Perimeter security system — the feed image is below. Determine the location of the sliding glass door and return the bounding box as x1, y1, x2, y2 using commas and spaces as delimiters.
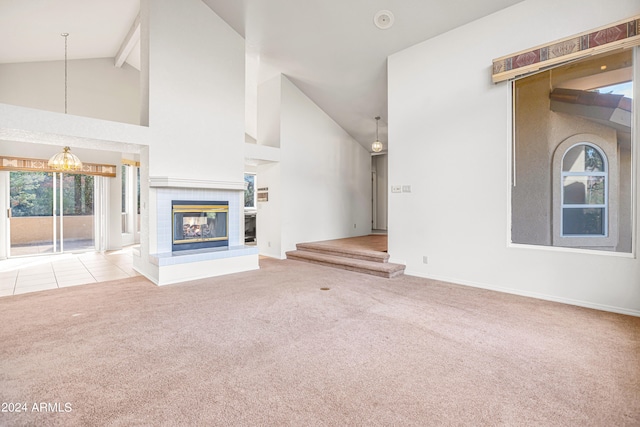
59, 173, 95, 252
9, 171, 95, 256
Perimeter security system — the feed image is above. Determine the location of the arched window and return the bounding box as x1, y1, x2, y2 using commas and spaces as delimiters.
561, 143, 607, 237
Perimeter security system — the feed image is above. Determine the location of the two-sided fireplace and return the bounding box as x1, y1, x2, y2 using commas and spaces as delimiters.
172, 200, 229, 251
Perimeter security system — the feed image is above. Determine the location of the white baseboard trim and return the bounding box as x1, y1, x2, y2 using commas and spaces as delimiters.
404, 269, 640, 318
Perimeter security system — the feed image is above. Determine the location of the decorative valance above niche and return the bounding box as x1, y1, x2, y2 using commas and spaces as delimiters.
492, 15, 640, 83
0, 155, 116, 177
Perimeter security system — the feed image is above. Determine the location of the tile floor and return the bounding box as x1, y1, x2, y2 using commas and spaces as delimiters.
0, 246, 140, 297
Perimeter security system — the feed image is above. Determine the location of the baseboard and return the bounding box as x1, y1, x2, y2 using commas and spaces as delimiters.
404, 269, 640, 317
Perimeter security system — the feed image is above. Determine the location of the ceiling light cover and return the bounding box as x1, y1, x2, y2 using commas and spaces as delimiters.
48, 146, 83, 171
374, 10, 394, 30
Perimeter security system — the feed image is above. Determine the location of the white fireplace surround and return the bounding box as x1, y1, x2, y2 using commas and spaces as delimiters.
135, 178, 259, 286
155, 187, 241, 253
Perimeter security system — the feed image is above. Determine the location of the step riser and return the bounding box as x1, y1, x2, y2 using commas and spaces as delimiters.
286, 249, 404, 279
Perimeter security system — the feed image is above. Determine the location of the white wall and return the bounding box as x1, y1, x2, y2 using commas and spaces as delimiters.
144, 0, 244, 182
257, 76, 282, 149
256, 162, 282, 258
0, 59, 140, 125
281, 76, 371, 251
258, 75, 371, 258
136, 0, 246, 265
388, 0, 640, 315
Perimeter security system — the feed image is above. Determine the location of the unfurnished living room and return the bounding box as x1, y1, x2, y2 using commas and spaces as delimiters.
1, 0, 639, 426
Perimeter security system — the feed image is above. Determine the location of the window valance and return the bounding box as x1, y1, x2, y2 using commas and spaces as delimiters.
121, 158, 140, 167
492, 15, 640, 83
0, 155, 116, 177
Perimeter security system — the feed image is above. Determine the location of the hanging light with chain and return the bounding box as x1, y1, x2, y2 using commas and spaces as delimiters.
48, 33, 83, 172
371, 116, 383, 153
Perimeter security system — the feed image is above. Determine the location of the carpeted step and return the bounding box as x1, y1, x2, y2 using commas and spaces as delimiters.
286, 249, 404, 278
295, 242, 390, 263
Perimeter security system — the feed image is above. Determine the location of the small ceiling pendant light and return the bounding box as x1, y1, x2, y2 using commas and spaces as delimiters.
371, 116, 383, 153
49, 33, 82, 172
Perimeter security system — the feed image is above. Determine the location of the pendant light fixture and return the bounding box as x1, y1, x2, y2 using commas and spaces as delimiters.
48, 33, 83, 172
371, 116, 383, 153
48, 146, 83, 171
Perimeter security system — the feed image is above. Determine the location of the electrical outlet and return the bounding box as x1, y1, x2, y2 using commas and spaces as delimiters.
422, 256, 428, 264
391, 185, 402, 193
354, 223, 356, 228
402, 185, 411, 193
268, 241, 271, 247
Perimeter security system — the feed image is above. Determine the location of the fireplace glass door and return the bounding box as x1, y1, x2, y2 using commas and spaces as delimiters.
172, 202, 229, 251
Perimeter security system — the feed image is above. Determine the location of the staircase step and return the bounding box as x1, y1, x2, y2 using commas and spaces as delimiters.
295, 242, 390, 263
286, 250, 404, 278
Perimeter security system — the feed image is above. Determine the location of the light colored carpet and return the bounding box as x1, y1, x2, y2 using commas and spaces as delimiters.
0, 258, 638, 426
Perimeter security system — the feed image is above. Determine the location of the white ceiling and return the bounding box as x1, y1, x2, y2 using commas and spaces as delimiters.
0, 0, 140, 65
0, 0, 525, 151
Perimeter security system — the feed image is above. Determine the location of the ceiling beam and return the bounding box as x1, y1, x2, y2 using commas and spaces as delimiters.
114, 13, 140, 68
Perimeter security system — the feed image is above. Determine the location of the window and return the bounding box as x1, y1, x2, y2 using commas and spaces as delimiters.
511, 48, 633, 253
244, 173, 256, 209
561, 144, 607, 236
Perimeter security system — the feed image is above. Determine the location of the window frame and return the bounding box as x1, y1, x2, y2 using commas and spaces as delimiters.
551, 134, 619, 249
560, 143, 609, 238
506, 45, 637, 257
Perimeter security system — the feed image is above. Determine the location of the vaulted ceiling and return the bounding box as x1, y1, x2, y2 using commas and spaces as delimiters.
0, 0, 525, 151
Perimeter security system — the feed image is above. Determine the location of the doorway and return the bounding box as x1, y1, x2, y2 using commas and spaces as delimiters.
9, 171, 95, 256
371, 154, 388, 232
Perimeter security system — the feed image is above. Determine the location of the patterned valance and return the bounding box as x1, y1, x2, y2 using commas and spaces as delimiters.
492, 15, 640, 83
0, 156, 117, 177
121, 158, 140, 167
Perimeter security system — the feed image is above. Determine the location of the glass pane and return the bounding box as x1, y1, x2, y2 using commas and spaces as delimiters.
122, 165, 128, 233
512, 49, 631, 252
61, 174, 95, 252
562, 145, 605, 172
563, 208, 604, 235
244, 174, 255, 208
9, 172, 55, 255
563, 176, 605, 205
121, 165, 127, 214
10, 171, 53, 217
136, 168, 141, 232
173, 212, 228, 242
137, 168, 141, 215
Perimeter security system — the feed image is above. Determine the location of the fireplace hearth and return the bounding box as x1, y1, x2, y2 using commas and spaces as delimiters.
172, 200, 228, 251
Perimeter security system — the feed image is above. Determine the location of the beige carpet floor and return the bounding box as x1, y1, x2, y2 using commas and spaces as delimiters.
0, 258, 638, 426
